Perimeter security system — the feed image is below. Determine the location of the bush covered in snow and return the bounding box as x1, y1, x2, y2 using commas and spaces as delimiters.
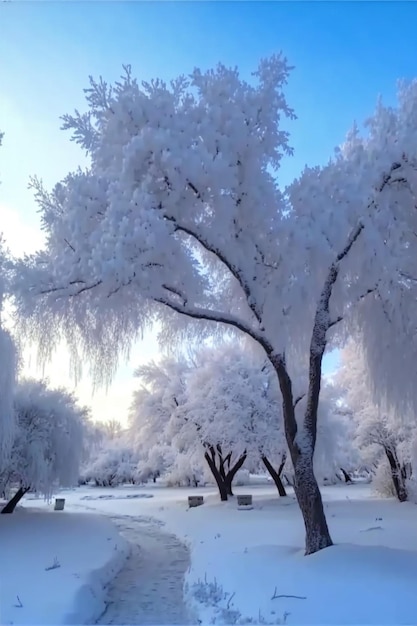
233, 469, 251, 486
372, 458, 397, 499
405, 478, 417, 504
165, 451, 209, 488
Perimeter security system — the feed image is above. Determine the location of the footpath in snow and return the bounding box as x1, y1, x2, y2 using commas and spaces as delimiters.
95, 514, 194, 625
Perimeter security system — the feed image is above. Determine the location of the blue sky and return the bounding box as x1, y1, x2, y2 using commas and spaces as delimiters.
3, 0, 417, 218
2, 0, 417, 414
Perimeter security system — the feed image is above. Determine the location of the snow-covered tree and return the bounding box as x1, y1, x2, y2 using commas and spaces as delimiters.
81, 435, 139, 486
129, 356, 188, 479
0, 379, 87, 513
129, 355, 214, 487
13, 57, 417, 553
80, 418, 139, 486
337, 343, 415, 502
177, 343, 287, 500
130, 342, 287, 500
134, 443, 173, 484
164, 449, 208, 488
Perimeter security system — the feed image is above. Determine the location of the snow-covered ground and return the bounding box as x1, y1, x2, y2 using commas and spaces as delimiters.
6, 482, 417, 625
0, 505, 129, 625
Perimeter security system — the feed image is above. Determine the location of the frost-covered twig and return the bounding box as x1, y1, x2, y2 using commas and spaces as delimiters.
227, 591, 236, 609
271, 586, 306, 600
45, 556, 61, 571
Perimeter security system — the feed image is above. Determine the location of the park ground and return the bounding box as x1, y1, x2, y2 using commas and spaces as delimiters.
1, 482, 417, 625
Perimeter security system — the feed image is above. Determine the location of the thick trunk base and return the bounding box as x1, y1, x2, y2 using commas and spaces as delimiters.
385, 448, 409, 502
340, 468, 353, 483
204, 448, 246, 502
1, 487, 29, 514
294, 459, 333, 555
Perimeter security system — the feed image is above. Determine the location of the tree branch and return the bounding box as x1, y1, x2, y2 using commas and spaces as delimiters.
165, 216, 263, 325
161, 284, 187, 306
328, 287, 377, 328
155, 296, 272, 353
293, 394, 305, 409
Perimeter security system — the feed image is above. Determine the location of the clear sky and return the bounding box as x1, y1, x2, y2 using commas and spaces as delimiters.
1, 0, 417, 421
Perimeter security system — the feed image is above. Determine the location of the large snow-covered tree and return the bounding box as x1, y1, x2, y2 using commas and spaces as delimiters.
0, 379, 87, 513
12, 57, 417, 553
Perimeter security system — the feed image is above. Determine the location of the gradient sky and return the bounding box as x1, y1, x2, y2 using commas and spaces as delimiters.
1, 0, 417, 420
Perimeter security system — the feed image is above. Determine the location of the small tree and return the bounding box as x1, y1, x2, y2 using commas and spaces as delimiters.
337, 343, 414, 502
0, 379, 87, 513
179, 343, 287, 500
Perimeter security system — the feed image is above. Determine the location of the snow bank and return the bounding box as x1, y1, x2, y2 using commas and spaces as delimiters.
0, 506, 129, 625
178, 489, 417, 624
189, 542, 417, 624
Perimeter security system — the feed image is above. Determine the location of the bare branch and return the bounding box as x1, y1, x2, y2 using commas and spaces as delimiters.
155, 295, 272, 354
162, 284, 187, 306
64, 238, 76, 252
399, 270, 417, 283
293, 393, 305, 409
328, 315, 343, 329
271, 587, 306, 601
329, 287, 376, 328
171, 221, 263, 324
226, 591, 236, 610
70, 280, 103, 297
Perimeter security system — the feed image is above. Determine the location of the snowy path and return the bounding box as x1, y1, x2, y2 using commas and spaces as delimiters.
94, 514, 195, 625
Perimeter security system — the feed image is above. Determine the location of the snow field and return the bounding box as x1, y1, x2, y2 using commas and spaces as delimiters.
4, 483, 417, 625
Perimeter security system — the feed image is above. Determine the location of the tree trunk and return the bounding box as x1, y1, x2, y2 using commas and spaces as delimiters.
269, 352, 333, 555
224, 453, 247, 496
283, 473, 294, 486
293, 458, 333, 554
225, 477, 234, 496
262, 455, 287, 496
401, 462, 412, 481
204, 447, 247, 501
204, 451, 228, 501
1, 487, 30, 514
340, 468, 353, 483
385, 447, 408, 502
